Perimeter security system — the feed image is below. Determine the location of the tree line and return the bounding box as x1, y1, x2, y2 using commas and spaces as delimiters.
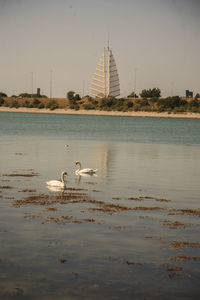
1, 89, 200, 113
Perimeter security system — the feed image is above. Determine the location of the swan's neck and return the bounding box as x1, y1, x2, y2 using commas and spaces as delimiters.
77, 162, 81, 171
61, 172, 65, 183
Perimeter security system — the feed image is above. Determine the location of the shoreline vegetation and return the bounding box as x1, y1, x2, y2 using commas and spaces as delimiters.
0, 91, 200, 119
1, 106, 200, 119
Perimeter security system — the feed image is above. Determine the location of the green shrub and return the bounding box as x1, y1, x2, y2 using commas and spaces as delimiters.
87, 96, 93, 102
92, 100, 98, 106
127, 100, 133, 108
67, 91, 75, 101
32, 98, 41, 108
10, 100, 19, 108
157, 96, 186, 110
74, 104, 80, 110
46, 100, 59, 110
133, 105, 141, 111
74, 94, 81, 101
149, 97, 158, 103
140, 88, 161, 98
83, 104, 95, 110
135, 98, 149, 106
188, 99, 199, 108
38, 103, 45, 109
0, 92, 7, 97
0, 98, 5, 106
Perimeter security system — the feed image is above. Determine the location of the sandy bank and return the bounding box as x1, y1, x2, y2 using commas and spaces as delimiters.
0, 107, 200, 119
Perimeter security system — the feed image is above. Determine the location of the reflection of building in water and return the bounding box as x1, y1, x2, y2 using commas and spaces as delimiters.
93, 143, 116, 182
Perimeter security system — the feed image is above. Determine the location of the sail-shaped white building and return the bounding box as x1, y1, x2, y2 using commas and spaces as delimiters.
91, 46, 120, 98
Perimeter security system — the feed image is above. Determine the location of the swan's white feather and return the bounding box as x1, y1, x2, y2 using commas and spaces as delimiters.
46, 180, 64, 187
75, 168, 98, 175
46, 171, 67, 188
75, 161, 98, 175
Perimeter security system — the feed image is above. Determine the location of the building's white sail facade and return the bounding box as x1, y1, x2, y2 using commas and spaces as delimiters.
91, 46, 120, 98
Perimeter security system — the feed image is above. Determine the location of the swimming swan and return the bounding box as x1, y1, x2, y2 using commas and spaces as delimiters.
46, 171, 68, 188
75, 161, 98, 175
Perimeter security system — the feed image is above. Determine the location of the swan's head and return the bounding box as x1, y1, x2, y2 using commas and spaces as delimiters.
75, 161, 80, 166
62, 171, 68, 176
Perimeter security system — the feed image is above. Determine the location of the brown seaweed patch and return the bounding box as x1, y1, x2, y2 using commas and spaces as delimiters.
24, 215, 42, 219
64, 187, 87, 191
58, 259, 67, 263
92, 190, 101, 192
155, 198, 171, 203
0, 185, 13, 189
161, 220, 186, 229
170, 241, 200, 250
13, 192, 89, 207
168, 208, 200, 217
114, 226, 126, 232
46, 215, 85, 225
3, 172, 39, 177
45, 207, 58, 211
167, 265, 183, 272
169, 256, 200, 262
168, 272, 181, 279
128, 197, 143, 201
139, 196, 171, 202
140, 196, 154, 199
126, 261, 143, 266
18, 189, 37, 193
72, 220, 82, 224
160, 240, 169, 245
133, 206, 167, 211
61, 216, 74, 221
15, 152, 23, 155
70, 199, 105, 206
46, 217, 61, 224
85, 182, 98, 185
86, 201, 133, 215
112, 197, 121, 200
84, 218, 96, 223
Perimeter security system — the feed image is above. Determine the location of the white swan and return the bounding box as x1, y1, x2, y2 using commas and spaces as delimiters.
75, 161, 98, 175
46, 171, 68, 188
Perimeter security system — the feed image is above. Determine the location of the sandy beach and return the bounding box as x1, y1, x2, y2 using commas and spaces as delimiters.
0, 106, 200, 118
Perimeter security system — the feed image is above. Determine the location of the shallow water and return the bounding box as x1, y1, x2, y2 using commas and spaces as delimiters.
0, 112, 200, 299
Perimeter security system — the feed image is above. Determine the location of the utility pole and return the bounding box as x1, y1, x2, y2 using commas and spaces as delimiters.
31, 72, 33, 96
171, 81, 174, 97
134, 68, 137, 97
82, 80, 85, 98
50, 70, 53, 99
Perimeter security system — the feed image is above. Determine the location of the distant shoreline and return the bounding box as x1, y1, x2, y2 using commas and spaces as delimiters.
0, 107, 200, 119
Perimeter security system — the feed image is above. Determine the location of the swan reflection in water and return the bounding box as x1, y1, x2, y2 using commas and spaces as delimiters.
75, 172, 98, 184
46, 185, 66, 192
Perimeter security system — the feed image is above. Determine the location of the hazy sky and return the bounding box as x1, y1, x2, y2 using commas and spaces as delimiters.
0, 0, 199, 97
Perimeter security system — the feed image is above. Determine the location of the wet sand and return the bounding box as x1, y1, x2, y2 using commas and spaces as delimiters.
0, 106, 200, 118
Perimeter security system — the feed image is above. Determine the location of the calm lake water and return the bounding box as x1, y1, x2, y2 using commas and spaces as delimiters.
0, 112, 200, 300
